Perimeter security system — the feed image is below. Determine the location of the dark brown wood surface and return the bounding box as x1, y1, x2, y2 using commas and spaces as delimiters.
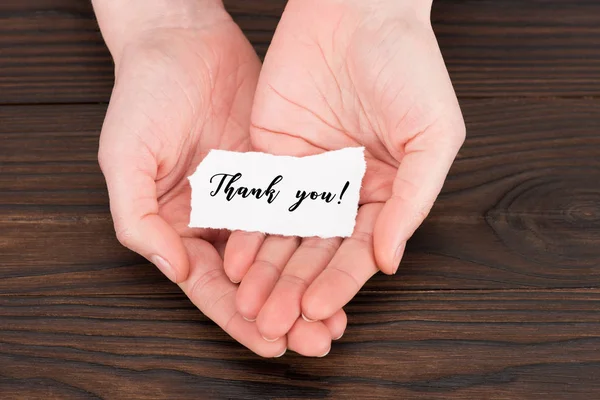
1, 0, 599, 399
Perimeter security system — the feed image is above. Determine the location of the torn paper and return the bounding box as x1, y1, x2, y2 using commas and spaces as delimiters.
188, 147, 366, 238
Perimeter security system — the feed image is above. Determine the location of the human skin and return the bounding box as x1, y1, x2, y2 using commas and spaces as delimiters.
92, 0, 346, 357
225, 0, 466, 341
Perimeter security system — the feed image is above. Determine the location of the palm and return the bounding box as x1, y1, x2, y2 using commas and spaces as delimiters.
252, 3, 456, 202
228, 1, 464, 341
147, 26, 258, 246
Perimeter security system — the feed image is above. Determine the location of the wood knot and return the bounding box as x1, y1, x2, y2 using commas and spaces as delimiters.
485, 173, 600, 268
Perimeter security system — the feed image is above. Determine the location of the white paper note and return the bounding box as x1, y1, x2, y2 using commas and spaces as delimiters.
188, 147, 366, 238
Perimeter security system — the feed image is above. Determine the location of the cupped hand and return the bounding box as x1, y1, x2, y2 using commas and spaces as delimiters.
225, 0, 465, 343
95, 2, 344, 357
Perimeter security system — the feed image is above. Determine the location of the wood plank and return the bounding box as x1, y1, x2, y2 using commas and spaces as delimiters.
1, 290, 599, 398
0, 104, 106, 206
406, 98, 600, 289
1, 0, 600, 104
0, 99, 598, 294
432, 0, 600, 97
0, 0, 114, 104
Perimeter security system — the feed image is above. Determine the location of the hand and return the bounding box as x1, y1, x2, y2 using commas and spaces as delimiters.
225, 0, 465, 344
94, 0, 346, 357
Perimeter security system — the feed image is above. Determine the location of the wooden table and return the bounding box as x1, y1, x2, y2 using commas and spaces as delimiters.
1, 1, 599, 398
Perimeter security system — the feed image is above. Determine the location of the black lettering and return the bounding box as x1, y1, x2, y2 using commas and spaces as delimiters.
287, 189, 338, 211
209, 173, 239, 198
209, 172, 283, 205
265, 175, 283, 204
288, 190, 309, 212
237, 187, 249, 198
223, 173, 242, 201
321, 192, 336, 203
249, 188, 264, 199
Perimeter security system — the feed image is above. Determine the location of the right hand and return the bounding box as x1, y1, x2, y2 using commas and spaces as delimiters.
93, 0, 346, 357
225, 0, 464, 347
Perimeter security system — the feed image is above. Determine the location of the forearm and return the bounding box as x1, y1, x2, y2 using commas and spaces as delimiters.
335, 0, 432, 12
92, 0, 227, 63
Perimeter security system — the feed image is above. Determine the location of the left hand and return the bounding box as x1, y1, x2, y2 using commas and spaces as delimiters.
223, 0, 465, 343
93, 0, 345, 358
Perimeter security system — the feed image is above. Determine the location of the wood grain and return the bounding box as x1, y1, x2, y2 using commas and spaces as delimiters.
0, 0, 113, 104
432, 0, 600, 97
1, 291, 599, 399
1, 1, 599, 398
1, 100, 599, 294
2, 0, 600, 104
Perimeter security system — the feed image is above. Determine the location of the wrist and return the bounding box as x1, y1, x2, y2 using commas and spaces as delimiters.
92, 0, 228, 64
287, 0, 432, 23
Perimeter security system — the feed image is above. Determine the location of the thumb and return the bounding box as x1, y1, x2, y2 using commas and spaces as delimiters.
374, 125, 465, 275
98, 130, 189, 284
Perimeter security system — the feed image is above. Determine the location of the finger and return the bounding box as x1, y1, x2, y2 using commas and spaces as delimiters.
180, 238, 287, 358
286, 317, 332, 357
302, 203, 383, 321
223, 231, 265, 283
256, 236, 341, 340
98, 137, 188, 283
323, 309, 347, 340
374, 125, 465, 275
236, 235, 299, 324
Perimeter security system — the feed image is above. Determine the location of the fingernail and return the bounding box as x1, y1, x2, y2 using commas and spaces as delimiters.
302, 313, 317, 323
262, 335, 280, 342
150, 255, 176, 282
334, 332, 344, 340
393, 242, 406, 274
243, 316, 256, 322
274, 348, 287, 358
230, 278, 240, 284
318, 347, 331, 358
